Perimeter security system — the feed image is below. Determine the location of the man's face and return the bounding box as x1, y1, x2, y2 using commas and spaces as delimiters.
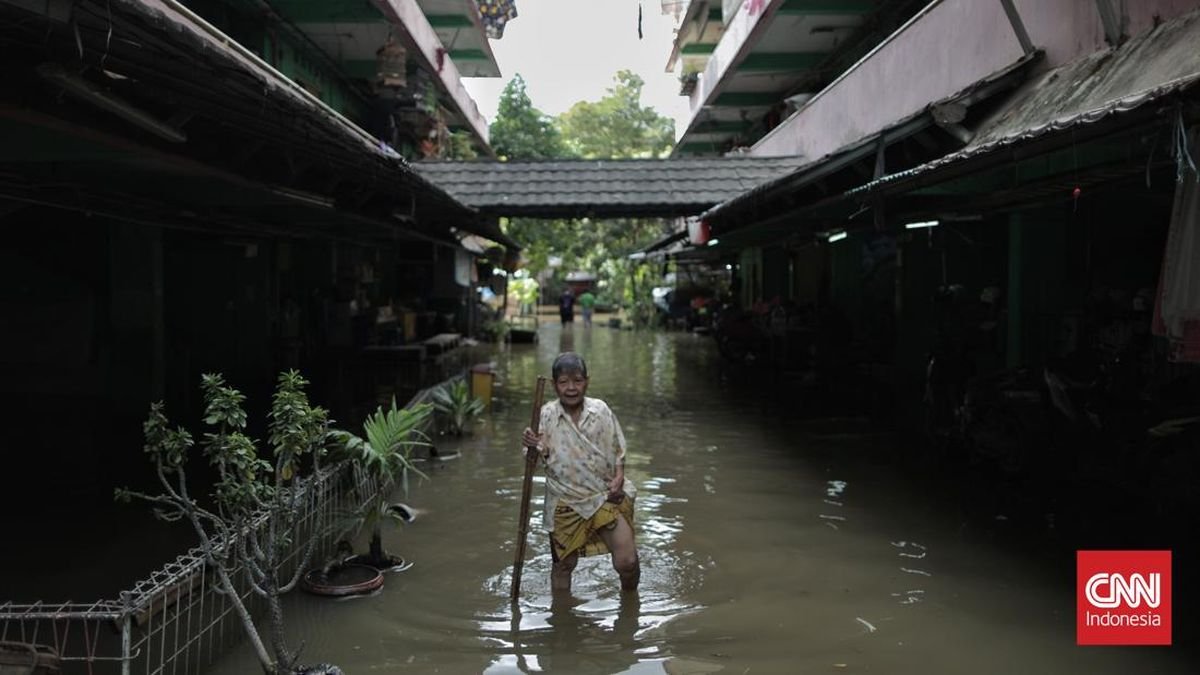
554, 370, 589, 408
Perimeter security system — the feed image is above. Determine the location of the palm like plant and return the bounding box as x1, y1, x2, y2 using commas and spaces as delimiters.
431, 379, 486, 436
344, 399, 432, 568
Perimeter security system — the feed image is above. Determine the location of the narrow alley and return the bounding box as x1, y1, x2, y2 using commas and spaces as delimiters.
204, 323, 1196, 674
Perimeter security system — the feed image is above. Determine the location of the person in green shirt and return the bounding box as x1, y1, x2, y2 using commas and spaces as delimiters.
578, 290, 597, 327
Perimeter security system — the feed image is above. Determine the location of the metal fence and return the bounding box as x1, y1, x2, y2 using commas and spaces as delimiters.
0, 372, 462, 675
0, 457, 380, 675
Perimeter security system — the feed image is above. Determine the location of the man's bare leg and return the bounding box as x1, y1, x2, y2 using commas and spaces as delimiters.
551, 551, 578, 593
598, 515, 639, 591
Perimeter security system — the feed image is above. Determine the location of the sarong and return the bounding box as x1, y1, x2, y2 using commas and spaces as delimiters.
549, 495, 635, 561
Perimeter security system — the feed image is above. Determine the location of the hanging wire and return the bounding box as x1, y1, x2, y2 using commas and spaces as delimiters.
1071, 128, 1081, 215
1173, 107, 1199, 183
101, 0, 113, 71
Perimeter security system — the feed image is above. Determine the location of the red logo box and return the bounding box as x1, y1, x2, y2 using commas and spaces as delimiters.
1077, 550, 1171, 645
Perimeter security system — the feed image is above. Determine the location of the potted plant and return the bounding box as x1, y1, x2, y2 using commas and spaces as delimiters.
335, 398, 433, 570
679, 71, 699, 96
117, 372, 340, 675
430, 379, 486, 436
479, 317, 511, 343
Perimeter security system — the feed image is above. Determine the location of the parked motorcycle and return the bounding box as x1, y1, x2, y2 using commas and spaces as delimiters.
711, 302, 772, 364
960, 367, 1052, 475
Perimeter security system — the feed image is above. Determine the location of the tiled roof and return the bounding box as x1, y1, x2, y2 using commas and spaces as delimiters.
413, 157, 807, 217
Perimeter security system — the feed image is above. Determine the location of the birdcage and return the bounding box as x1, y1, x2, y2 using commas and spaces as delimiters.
375, 36, 407, 91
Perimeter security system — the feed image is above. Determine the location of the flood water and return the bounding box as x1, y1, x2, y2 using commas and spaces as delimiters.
211, 323, 1195, 674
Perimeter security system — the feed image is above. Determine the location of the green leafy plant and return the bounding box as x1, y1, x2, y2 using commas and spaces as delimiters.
489, 73, 570, 160
339, 399, 432, 569
679, 71, 699, 96
508, 276, 540, 315
480, 317, 511, 343
430, 379, 486, 436
624, 259, 661, 329
116, 371, 335, 675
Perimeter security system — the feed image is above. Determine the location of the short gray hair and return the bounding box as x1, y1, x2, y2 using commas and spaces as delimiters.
551, 352, 588, 380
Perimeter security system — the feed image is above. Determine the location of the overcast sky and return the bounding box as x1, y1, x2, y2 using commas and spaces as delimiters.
462, 0, 691, 139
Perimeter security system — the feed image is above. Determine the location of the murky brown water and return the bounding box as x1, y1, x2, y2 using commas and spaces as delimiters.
211, 323, 1194, 674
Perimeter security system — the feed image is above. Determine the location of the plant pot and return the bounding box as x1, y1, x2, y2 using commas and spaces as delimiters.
0, 641, 61, 675
293, 664, 344, 675
346, 553, 415, 573
299, 563, 384, 597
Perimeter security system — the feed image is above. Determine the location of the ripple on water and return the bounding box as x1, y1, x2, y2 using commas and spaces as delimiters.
477, 539, 709, 670
203, 327, 1197, 675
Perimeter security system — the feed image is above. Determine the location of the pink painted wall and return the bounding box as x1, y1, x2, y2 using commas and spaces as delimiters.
1127, 0, 1200, 33
1020, 0, 1200, 66
686, 0, 784, 126
750, 0, 1200, 159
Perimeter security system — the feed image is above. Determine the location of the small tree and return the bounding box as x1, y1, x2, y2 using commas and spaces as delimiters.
336, 399, 433, 569
489, 74, 570, 160
558, 70, 675, 159
116, 372, 335, 675
431, 380, 486, 437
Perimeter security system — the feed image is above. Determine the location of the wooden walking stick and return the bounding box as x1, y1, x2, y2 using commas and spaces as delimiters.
511, 375, 547, 603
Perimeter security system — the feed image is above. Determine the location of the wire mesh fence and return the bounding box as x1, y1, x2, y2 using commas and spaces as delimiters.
0, 459, 380, 675
0, 369, 460, 675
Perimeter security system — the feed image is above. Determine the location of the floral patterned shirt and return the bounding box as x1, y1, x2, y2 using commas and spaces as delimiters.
537, 397, 634, 532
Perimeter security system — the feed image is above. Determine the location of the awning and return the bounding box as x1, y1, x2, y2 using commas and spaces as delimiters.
848, 8, 1200, 202
699, 51, 1041, 230
639, 229, 689, 255
693, 8, 1200, 252
0, 0, 518, 249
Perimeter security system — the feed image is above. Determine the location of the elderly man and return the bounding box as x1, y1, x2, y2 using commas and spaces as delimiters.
523, 352, 639, 593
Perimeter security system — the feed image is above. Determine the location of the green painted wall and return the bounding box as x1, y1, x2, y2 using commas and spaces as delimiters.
790, 245, 821, 305
1007, 209, 1073, 369
762, 246, 790, 301
827, 234, 862, 322
738, 247, 763, 308
183, 0, 365, 119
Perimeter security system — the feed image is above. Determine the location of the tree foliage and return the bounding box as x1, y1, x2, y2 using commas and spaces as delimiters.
558, 70, 675, 159
488, 74, 568, 160
502, 216, 671, 314
489, 70, 678, 321
443, 130, 479, 160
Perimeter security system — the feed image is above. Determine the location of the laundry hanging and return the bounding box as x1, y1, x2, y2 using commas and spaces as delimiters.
476, 0, 518, 39
1153, 127, 1200, 362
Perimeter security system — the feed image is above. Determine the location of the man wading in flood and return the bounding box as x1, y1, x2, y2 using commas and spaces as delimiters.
523, 352, 640, 593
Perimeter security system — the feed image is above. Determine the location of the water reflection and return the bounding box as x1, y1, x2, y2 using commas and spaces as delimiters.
205, 322, 1196, 675
483, 595, 643, 674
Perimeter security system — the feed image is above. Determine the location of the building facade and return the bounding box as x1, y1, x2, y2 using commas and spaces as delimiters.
0, 0, 515, 568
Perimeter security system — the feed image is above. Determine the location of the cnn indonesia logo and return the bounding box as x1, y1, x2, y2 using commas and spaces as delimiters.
1077, 550, 1171, 645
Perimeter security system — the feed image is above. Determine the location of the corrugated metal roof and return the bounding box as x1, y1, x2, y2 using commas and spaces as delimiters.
412, 156, 807, 217
846, 9, 1200, 198
698, 50, 1041, 224
2, 0, 519, 248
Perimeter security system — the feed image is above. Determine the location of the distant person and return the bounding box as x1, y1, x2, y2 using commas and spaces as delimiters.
559, 288, 576, 326
523, 352, 639, 594
578, 289, 596, 327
